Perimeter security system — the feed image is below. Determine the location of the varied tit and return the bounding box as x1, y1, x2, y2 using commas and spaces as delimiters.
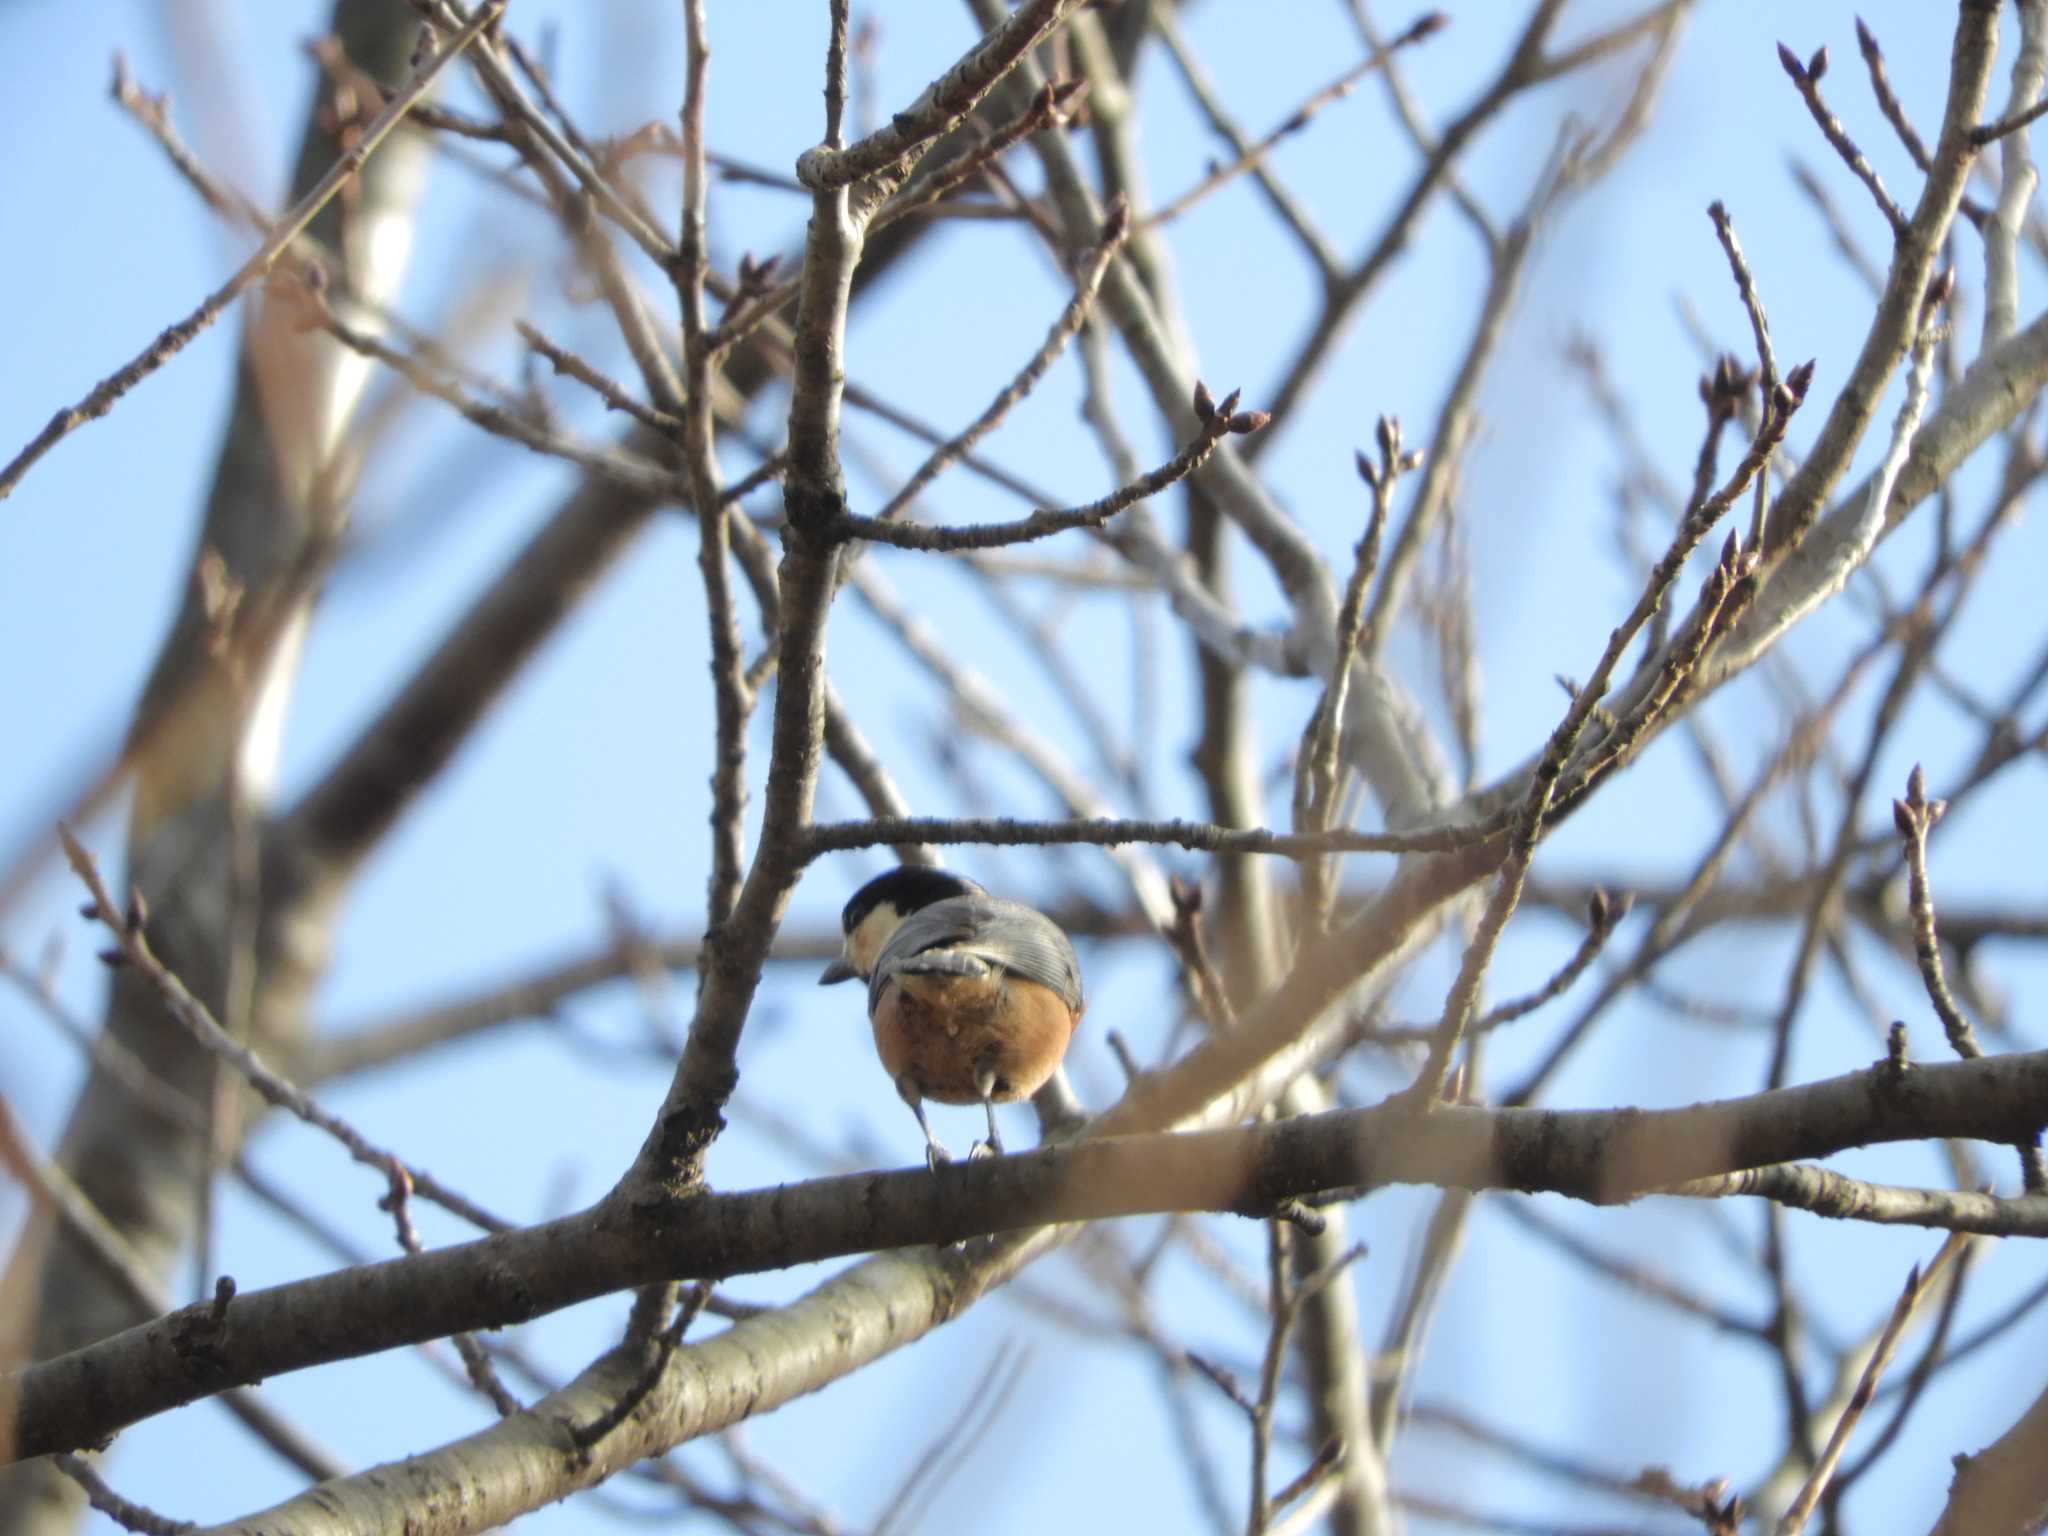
821, 866, 1084, 1168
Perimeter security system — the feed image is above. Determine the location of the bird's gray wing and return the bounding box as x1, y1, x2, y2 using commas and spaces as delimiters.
870, 895, 1083, 1014
963, 906, 1084, 1014
866, 896, 995, 1009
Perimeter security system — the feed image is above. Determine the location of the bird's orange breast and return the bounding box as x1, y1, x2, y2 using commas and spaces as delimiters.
871, 971, 1079, 1104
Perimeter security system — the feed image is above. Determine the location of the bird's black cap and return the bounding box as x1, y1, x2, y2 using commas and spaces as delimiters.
839, 866, 985, 934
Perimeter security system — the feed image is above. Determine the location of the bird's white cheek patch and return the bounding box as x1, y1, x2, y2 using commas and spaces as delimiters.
847, 905, 904, 978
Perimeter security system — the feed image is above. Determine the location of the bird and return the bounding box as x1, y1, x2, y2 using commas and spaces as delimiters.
820, 866, 1084, 1168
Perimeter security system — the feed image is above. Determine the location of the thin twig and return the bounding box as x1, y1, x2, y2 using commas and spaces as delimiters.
425, 0, 675, 266
0, 1098, 185, 1339
1707, 200, 1781, 403
1479, 889, 1629, 1029
1663, 1165, 2048, 1237
838, 380, 1258, 551
1163, 877, 1240, 1033
1972, 93, 2048, 145
1873, 1253, 2047, 1403
805, 811, 1506, 861
795, 0, 1085, 190
515, 322, 682, 434
380, 1162, 520, 1415
319, 301, 686, 502
1245, 0, 1582, 448
869, 197, 1130, 525
823, 0, 851, 148
109, 55, 269, 232
1296, 421, 1405, 932
1267, 1439, 1347, 1529
0, 1, 503, 501
1776, 1232, 1971, 1534
58, 826, 510, 1233
1, 950, 209, 1133
1827, 1237, 1976, 1506
53, 1457, 194, 1536
1778, 41, 1908, 237
1789, 159, 1889, 291
1360, 890, 1628, 1045
1855, 19, 1937, 172
1895, 765, 2048, 1192
1414, 356, 1811, 1103
676, 0, 749, 932
1246, 1222, 1293, 1534
871, 78, 1089, 236
1493, 1197, 1770, 1339
569, 1282, 714, 1453
872, 1342, 1031, 1536
1151, 11, 1339, 277
1142, 13, 1447, 235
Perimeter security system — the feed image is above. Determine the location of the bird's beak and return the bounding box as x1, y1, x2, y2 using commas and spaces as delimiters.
819, 956, 857, 985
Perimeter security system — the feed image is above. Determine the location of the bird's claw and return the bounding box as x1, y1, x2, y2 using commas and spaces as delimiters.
925, 1141, 954, 1171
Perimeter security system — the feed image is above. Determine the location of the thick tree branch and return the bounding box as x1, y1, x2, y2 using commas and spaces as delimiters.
14, 1046, 2048, 1466
1930, 1370, 2048, 1533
